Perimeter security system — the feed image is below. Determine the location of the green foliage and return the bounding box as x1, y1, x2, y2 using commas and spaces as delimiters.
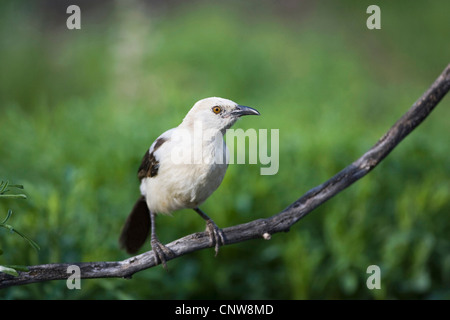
0, 0, 449, 299
0, 181, 38, 276
0, 181, 26, 200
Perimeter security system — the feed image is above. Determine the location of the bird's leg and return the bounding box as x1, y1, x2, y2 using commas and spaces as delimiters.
194, 207, 225, 256
149, 210, 173, 270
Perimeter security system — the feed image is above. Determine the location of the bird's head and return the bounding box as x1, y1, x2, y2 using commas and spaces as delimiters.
181, 97, 260, 132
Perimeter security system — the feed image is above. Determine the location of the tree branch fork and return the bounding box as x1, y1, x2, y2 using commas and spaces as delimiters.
1, 64, 449, 289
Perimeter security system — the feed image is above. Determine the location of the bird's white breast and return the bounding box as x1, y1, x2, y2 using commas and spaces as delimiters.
140, 128, 228, 214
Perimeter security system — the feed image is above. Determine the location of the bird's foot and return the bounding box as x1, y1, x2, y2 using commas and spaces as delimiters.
151, 236, 174, 270
205, 220, 225, 256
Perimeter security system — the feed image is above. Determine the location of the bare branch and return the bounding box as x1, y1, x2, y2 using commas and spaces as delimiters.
1, 64, 449, 289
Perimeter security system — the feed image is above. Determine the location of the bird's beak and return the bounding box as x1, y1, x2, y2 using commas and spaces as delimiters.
233, 105, 260, 117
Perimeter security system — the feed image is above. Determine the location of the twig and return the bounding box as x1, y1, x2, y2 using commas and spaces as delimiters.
1, 64, 449, 289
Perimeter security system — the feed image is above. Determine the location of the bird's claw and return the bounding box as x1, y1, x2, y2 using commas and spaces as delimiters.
205, 220, 225, 256
151, 236, 174, 270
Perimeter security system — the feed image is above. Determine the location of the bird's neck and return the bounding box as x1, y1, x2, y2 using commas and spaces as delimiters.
179, 119, 225, 141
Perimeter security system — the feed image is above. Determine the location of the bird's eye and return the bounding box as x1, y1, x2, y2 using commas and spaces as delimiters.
212, 106, 222, 114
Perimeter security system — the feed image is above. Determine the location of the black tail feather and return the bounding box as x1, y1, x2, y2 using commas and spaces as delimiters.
119, 196, 150, 254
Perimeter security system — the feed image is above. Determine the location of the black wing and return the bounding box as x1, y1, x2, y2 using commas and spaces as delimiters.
137, 136, 168, 180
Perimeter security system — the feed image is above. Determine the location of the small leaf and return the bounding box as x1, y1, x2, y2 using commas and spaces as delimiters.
0, 224, 40, 251
9, 184, 24, 190
0, 194, 27, 199
11, 228, 41, 251
1, 209, 13, 224
0, 180, 9, 194
0, 265, 19, 277
4, 265, 29, 272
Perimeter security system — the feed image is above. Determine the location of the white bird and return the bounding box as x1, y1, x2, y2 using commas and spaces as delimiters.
119, 97, 260, 268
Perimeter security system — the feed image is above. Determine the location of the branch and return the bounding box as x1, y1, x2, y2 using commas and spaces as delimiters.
1, 64, 449, 289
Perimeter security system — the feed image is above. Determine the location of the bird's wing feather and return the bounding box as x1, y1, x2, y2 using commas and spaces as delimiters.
137, 128, 174, 180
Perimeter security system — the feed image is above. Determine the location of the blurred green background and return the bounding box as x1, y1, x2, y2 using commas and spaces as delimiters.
0, 0, 449, 299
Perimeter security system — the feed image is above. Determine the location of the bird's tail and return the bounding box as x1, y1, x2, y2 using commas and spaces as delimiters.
119, 196, 150, 254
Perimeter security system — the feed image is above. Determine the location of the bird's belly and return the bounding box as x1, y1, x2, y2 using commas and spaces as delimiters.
142, 162, 227, 214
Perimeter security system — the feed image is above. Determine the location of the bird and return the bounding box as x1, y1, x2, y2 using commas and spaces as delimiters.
119, 97, 260, 268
